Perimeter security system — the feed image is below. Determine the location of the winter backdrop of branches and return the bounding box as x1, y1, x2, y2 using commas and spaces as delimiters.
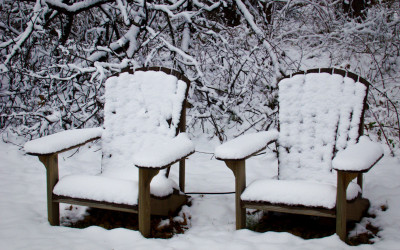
0, 0, 399, 154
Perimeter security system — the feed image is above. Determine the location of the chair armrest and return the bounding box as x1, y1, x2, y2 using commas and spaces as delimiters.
24, 127, 102, 156
133, 133, 195, 169
332, 136, 384, 173
215, 130, 279, 161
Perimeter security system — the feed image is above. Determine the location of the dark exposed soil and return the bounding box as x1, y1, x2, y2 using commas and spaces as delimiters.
250, 211, 381, 245
62, 202, 384, 244
63, 205, 190, 238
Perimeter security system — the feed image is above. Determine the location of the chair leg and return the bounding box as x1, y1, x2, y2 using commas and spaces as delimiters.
336, 171, 358, 242
179, 159, 185, 193
138, 168, 159, 237
225, 160, 246, 229
39, 154, 60, 226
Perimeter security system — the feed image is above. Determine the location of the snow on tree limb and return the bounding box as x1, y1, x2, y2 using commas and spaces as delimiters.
234, 0, 283, 80
3, 0, 43, 66
45, 0, 113, 14
0, 0, 398, 152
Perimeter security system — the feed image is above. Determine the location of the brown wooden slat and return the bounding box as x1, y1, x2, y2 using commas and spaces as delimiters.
40, 154, 60, 225
54, 191, 188, 216
53, 195, 139, 214
283, 68, 370, 88
243, 201, 336, 218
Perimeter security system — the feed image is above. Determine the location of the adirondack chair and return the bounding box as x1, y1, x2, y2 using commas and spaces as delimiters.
24, 67, 195, 237
215, 68, 384, 242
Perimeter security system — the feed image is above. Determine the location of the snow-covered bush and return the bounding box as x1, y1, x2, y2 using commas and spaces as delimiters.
0, 0, 399, 153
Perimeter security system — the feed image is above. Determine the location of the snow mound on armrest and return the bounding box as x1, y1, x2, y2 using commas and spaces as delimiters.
132, 133, 194, 168
215, 130, 278, 160
333, 136, 384, 171
24, 128, 102, 155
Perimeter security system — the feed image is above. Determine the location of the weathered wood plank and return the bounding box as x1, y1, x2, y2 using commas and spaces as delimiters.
39, 154, 60, 226
54, 192, 188, 216
357, 173, 363, 191
243, 202, 336, 218
225, 160, 246, 229
138, 168, 159, 237
53, 196, 139, 214
179, 99, 187, 192
179, 159, 186, 193
336, 171, 358, 242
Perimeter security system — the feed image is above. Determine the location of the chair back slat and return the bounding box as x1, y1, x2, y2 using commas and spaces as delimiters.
278, 69, 369, 183
101, 68, 189, 179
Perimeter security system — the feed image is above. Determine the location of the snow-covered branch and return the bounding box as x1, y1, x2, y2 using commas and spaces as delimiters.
234, 0, 283, 80
3, 0, 43, 66
45, 0, 113, 14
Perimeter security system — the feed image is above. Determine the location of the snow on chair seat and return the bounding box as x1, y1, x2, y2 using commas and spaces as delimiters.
53, 174, 178, 205
241, 179, 361, 210
54, 175, 142, 205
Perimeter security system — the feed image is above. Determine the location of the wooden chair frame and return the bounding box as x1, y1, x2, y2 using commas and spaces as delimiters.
218, 68, 383, 242
28, 67, 192, 237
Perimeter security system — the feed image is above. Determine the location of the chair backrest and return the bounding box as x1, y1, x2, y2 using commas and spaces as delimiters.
101, 67, 190, 175
277, 68, 369, 183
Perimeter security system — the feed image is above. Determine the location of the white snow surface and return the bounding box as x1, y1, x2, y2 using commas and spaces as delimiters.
101, 71, 188, 175
53, 70, 189, 201
24, 127, 102, 155
1, 138, 400, 249
241, 179, 360, 209
215, 130, 278, 160
133, 133, 195, 168
333, 136, 384, 171
53, 175, 139, 205
278, 73, 367, 183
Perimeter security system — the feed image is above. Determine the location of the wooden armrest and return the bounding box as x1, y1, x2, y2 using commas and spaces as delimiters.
332, 136, 384, 173
215, 130, 278, 161
24, 128, 102, 156
134, 133, 195, 169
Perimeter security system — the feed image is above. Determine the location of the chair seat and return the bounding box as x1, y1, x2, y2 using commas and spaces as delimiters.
53, 174, 177, 206
241, 179, 361, 209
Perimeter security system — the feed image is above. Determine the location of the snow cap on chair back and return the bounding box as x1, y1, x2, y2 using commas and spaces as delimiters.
278, 71, 368, 183
101, 71, 188, 179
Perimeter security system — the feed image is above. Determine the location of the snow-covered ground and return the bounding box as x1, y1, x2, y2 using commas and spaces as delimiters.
1, 136, 399, 250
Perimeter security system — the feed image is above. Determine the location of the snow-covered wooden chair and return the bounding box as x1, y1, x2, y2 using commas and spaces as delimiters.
24, 67, 194, 237
215, 68, 384, 242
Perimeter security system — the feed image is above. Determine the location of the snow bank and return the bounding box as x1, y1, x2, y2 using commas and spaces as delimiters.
241, 179, 361, 209
24, 128, 102, 155
133, 133, 195, 168
215, 131, 278, 160
332, 136, 384, 172
2, 137, 399, 250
